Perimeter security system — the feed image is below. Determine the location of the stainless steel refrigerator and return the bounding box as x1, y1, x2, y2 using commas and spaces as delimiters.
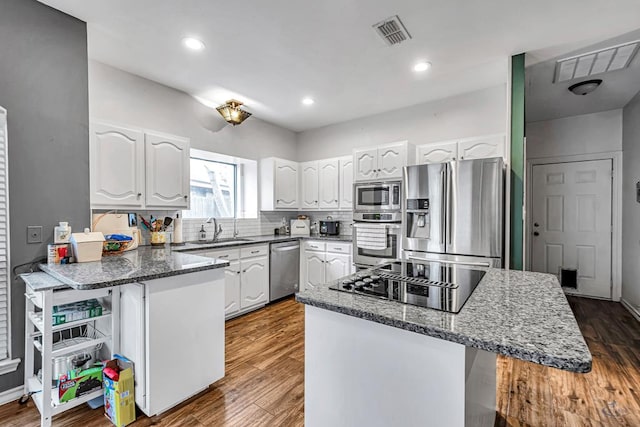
403, 157, 504, 267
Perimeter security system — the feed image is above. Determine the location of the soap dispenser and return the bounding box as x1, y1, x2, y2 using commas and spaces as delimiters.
198, 224, 207, 241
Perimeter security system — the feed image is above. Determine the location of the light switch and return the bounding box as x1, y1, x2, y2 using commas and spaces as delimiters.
27, 226, 43, 244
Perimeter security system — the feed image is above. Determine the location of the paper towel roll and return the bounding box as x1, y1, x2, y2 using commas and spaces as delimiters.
173, 216, 183, 244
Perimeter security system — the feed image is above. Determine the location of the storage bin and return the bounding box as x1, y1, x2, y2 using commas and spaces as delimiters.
70, 230, 105, 263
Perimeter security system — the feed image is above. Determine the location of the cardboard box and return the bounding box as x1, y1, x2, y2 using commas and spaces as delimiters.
104, 355, 136, 427
57, 366, 103, 403
52, 299, 103, 326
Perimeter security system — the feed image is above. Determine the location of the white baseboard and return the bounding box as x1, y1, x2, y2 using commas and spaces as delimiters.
621, 298, 640, 323
0, 385, 24, 406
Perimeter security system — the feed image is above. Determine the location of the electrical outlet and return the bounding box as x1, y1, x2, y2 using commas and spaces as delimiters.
27, 225, 43, 244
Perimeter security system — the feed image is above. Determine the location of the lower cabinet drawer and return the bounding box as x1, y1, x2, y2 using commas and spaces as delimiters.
326, 242, 351, 254
240, 245, 269, 258
304, 241, 326, 252
206, 248, 240, 261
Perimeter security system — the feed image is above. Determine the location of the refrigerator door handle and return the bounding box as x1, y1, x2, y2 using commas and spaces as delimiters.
446, 162, 454, 247
406, 256, 491, 268
440, 167, 447, 245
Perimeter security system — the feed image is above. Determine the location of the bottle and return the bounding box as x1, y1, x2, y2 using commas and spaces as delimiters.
54, 222, 71, 244
199, 225, 207, 241
279, 217, 287, 235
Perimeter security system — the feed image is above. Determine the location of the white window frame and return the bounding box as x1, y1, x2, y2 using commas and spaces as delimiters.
0, 106, 19, 375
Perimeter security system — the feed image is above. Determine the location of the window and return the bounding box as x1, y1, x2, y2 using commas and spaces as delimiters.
183, 149, 258, 219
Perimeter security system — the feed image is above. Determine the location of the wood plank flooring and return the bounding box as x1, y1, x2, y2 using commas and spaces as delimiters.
1, 295, 639, 426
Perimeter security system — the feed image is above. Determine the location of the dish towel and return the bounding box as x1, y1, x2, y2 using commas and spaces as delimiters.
356, 223, 388, 250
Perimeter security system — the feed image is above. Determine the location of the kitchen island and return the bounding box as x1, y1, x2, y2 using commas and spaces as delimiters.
296, 267, 592, 427
22, 247, 229, 426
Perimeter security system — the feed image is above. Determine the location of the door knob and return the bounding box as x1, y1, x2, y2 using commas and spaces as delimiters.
533, 231, 540, 236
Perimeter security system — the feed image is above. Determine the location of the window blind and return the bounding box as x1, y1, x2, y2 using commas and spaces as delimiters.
0, 107, 9, 361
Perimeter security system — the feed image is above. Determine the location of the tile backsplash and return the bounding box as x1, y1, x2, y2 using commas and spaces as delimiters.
92, 209, 353, 245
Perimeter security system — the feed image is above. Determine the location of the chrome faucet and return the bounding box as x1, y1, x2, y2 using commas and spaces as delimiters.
206, 217, 223, 242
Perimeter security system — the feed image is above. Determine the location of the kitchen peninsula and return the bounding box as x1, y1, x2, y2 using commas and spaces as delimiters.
21, 248, 229, 426
296, 267, 592, 427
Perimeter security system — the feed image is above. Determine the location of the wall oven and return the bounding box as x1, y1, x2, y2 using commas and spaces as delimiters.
354, 181, 401, 212
353, 221, 401, 267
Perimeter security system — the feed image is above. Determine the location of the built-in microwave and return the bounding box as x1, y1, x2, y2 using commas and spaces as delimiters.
354, 181, 401, 212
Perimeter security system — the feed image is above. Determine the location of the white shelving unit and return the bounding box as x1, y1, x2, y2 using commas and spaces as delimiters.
23, 283, 120, 427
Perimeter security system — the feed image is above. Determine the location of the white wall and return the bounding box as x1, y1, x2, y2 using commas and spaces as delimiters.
89, 60, 298, 161
526, 110, 622, 159
622, 92, 640, 310
296, 85, 507, 161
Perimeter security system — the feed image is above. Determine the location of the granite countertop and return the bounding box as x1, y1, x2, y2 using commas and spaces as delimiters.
173, 234, 352, 252
39, 246, 229, 290
296, 268, 592, 373
20, 271, 70, 292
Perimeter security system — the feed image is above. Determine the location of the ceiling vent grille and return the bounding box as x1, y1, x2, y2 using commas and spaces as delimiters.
373, 15, 412, 46
554, 41, 639, 83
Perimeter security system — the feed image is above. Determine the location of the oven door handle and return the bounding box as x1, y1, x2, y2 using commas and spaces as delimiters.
353, 223, 400, 229
406, 256, 491, 268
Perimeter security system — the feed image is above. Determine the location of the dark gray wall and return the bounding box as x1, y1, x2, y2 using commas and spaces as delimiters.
0, 0, 89, 392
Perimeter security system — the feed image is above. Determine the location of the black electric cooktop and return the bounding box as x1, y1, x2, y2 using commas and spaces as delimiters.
329, 260, 486, 313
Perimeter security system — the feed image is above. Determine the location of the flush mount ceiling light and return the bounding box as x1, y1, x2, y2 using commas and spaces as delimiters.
413, 61, 431, 72
182, 37, 205, 51
568, 79, 603, 96
302, 97, 315, 106
216, 99, 252, 126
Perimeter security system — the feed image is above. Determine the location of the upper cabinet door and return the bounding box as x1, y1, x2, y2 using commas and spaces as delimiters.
377, 143, 406, 180
90, 122, 145, 208
318, 159, 339, 209
354, 148, 378, 181
274, 159, 299, 209
300, 161, 319, 209
458, 135, 505, 160
145, 132, 190, 208
417, 142, 458, 164
339, 156, 353, 209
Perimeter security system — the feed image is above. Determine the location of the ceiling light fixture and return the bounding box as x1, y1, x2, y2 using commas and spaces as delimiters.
302, 97, 315, 106
568, 79, 603, 96
413, 61, 431, 72
182, 37, 205, 51
216, 99, 252, 126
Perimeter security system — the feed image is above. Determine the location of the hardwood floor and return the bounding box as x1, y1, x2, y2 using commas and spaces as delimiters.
1, 295, 639, 426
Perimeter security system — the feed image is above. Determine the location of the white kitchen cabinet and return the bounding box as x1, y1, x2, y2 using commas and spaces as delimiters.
302, 241, 354, 290
417, 141, 458, 164
301, 161, 319, 209
120, 270, 225, 417
339, 156, 353, 210
318, 159, 340, 209
260, 157, 299, 210
458, 135, 505, 160
224, 261, 241, 316
325, 253, 351, 282
145, 131, 190, 208
354, 141, 413, 182
303, 251, 326, 291
240, 255, 269, 309
90, 122, 145, 208
354, 148, 378, 181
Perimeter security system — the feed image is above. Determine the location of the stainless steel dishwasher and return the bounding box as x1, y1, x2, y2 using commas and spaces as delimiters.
270, 241, 300, 301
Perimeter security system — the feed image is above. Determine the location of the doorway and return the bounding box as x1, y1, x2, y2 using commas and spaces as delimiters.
529, 159, 613, 298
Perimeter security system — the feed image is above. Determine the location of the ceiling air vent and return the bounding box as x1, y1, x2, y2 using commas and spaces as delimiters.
373, 15, 412, 46
554, 41, 639, 83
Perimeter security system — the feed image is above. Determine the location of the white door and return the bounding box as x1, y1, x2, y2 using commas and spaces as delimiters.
240, 256, 269, 309
90, 122, 145, 208
339, 156, 353, 209
417, 142, 458, 164
304, 252, 325, 290
274, 159, 299, 209
319, 159, 340, 209
301, 161, 319, 209
530, 160, 612, 298
325, 253, 351, 282
354, 148, 378, 181
224, 261, 241, 317
378, 143, 406, 179
145, 132, 190, 208
458, 135, 505, 160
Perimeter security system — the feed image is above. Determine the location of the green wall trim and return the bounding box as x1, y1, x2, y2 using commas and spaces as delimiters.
510, 54, 525, 270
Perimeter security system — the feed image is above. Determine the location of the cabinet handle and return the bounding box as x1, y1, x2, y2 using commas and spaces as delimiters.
333, 247, 342, 251
243, 269, 247, 273
137, 193, 142, 198
251, 250, 259, 254
184, 195, 188, 200
237, 271, 241, 275
218, 255, 229, 258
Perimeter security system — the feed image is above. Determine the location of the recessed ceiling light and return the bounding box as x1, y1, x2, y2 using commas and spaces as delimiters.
413, 61, 431, 72
302, 97, 315, 106
183, 37, 205, 51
